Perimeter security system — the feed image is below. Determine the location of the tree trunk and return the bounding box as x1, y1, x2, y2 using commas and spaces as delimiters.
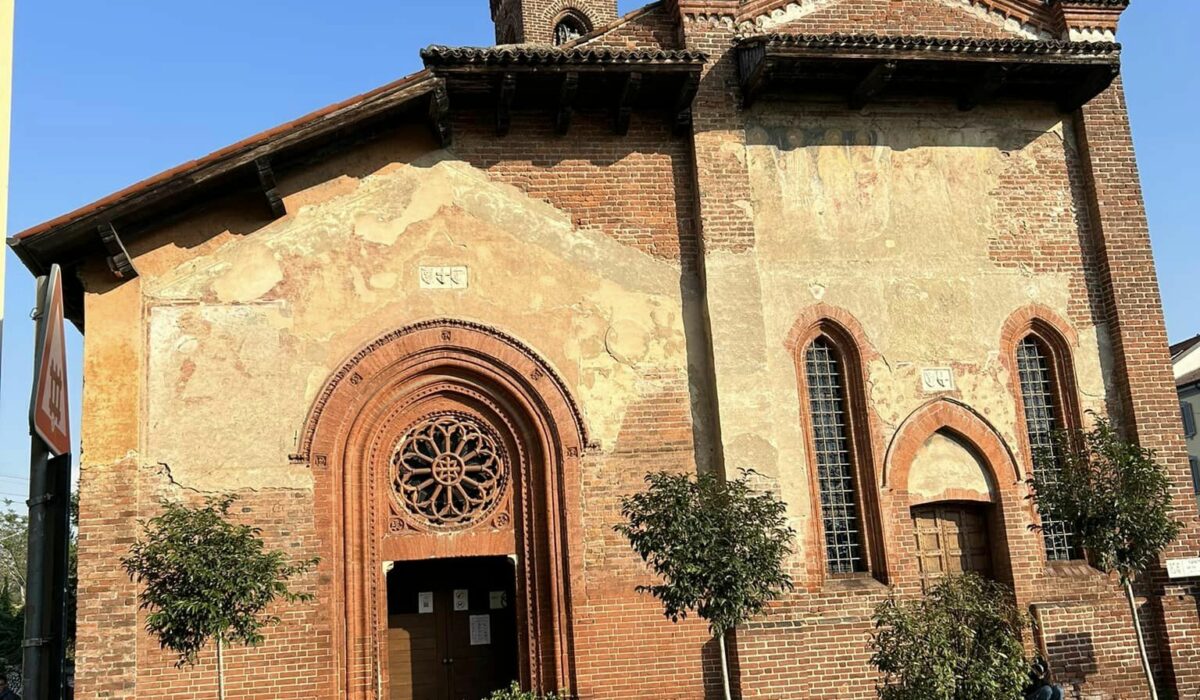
217, 635, 226, 700
717, 630, 732, 700
1124, 578, 1158, 700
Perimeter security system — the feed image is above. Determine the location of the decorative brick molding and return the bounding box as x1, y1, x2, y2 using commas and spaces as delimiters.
885, 398, 1021, 490
999, 304, 1085, 478
1050, 0, 1128, 42
300, 319, 588, 697
786, 304, 888, 587
882, 398, 1029, 594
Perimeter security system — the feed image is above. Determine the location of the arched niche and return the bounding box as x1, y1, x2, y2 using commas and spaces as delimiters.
907, 430, 999, 507
298, 319, 588, 699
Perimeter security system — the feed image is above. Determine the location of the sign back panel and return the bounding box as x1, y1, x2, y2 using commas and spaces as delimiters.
31, 265, 70, 456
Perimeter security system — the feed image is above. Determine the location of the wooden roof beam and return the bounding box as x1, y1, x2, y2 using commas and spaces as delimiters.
959, 64, 1010, 111
496, 72, 517, 137
673, 71, 700, 135
97, 222, 138, 280
428, 79, 453, 148
849, 61, 897, 110
613, 71, 643, 136
254, 157, 287, 219
555, 71, 579, 136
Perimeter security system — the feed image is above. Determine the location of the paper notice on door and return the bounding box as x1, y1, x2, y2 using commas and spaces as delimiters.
469, 615, 492, 646
454, 589, 469, 611
489, 591, 507, 609
418, 592, 434, 614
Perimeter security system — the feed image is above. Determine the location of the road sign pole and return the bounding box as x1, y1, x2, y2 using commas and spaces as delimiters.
23, 266, 71, 700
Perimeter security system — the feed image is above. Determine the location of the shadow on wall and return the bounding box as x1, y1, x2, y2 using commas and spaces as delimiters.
702, 633, 742, 700
1046, 631, 1098, 693
742, 104, 1059, 154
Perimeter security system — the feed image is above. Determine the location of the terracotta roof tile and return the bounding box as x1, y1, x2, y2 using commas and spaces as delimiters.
420, 45, 706, 67
736, 33, 1121, 56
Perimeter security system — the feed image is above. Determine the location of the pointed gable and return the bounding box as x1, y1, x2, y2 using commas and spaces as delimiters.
741, 0, 1054, 40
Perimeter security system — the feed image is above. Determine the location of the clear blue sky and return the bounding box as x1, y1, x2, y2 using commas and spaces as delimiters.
1, 1, 1197, 494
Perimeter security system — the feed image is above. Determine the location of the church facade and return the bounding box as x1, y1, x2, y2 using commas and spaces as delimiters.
11, 0, 1200, 698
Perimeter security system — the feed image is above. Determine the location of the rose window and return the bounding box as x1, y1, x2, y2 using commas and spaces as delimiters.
392, 413, 508, 531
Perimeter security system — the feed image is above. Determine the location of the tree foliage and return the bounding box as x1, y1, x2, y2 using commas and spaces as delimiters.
1028, 417, 1181, 583
615, 470, 795, 635
871, 574, 1029, 700
122, 495, 318, 667
485, 681, 561, 700
0, 507, 28, 602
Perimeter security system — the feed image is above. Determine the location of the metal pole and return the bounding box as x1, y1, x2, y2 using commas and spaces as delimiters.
48, 451, 72, 700
22, 271, 69, 700
23, 435, 51, 699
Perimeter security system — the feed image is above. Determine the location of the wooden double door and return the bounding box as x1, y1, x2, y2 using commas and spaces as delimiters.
912, 503, 994, 588
387, 557, 519, 700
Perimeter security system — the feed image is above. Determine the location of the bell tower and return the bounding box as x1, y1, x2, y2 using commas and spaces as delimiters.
491, 0, 618, 46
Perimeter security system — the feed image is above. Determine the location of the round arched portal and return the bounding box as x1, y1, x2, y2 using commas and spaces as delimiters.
299, 320, 587, 699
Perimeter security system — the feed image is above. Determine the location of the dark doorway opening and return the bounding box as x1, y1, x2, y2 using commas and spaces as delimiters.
387, 556, 520, 700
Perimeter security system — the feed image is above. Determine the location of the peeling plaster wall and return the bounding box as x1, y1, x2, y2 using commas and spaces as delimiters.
908, 431, 995, 502
709, 101, 1111, 563
77, 122, 713, 698
129, 139, 693, 494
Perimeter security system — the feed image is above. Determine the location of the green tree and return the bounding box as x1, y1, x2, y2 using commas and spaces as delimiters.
871, 574, 1029, 700
0, 584, 22, 689
1028, 417, 1182, 700
0, 507, 28, 602
616, 470, 795, 700
122, 495, 318, 700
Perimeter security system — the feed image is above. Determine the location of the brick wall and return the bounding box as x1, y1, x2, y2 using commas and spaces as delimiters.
1074, 77, 1200, 698
71, 1, 1200, 698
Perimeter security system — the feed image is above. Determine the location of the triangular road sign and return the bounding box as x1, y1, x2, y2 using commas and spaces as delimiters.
31, 264, 71, 457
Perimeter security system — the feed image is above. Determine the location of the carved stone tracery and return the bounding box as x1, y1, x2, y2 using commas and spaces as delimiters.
391, 412, 510, 531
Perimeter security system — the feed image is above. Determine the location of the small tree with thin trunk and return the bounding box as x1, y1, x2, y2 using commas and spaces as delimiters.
122, 495, 318, 700
1028, 417, 1182, 700
616, 470, 795, 700
870, 573, 1029, 700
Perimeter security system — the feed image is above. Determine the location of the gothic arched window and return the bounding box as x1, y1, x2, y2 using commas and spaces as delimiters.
553, 13, 588, 46
1016, 335, 1082, 561
805, 336, 869, 575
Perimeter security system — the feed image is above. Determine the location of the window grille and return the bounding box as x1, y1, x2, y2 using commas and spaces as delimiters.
1017, 337, 1081, 561
806, 337, 867, 574
1183, 401, 1196, 439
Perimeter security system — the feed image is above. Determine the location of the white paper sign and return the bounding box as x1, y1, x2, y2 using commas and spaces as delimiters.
1167, 557, 1200, 579
454, 589, 469, 611
469, 615, 492, 646
418, 592, 434, 614
490, 591, 508, 610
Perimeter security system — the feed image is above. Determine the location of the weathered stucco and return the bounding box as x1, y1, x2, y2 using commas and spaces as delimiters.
705, 101, 1111, 561
126, 136, 693, 493
908, 430, 996, 502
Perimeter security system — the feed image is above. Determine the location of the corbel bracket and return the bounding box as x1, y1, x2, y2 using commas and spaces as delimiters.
97, 222, 138, 280
428, 78, 453, 148
849, 61, 897, 110
496, 72, 517, 137
255, 157, 287, 219
613, 72, 643, 136
556, 71, 579, 135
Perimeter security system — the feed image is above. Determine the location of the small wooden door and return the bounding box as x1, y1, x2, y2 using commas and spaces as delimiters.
388, 558, 519, 700
912, 503, 993, 588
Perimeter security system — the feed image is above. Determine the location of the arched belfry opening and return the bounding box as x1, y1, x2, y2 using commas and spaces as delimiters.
299, 320, 588, 699
490, 0, 617, 46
